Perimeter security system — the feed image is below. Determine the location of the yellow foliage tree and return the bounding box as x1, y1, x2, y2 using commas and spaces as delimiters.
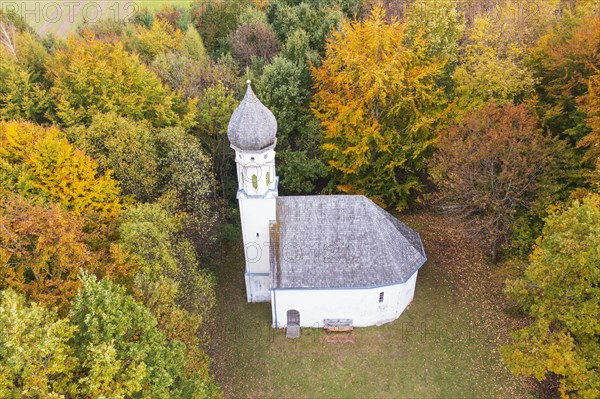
0, 121, 121, 221
503, 194, 600, 398
47, 34, 196, 128
311, 7, 447, 209
451, 15, 535, 118
580, 73, 600, 185
127, 19, 184, 62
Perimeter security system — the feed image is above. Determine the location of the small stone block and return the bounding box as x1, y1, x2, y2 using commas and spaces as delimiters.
286, 325, 300, 339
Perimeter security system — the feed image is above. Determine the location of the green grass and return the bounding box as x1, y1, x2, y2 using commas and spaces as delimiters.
27, 1, 193, 36
136, 0, 193, 10
208, 213, 527, 399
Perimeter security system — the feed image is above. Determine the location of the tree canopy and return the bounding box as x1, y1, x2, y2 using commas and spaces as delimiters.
312, 7, 446, 209
431, 103, 559, 262
48, 35, 196, 128
0, 121, 121, 221
503, 194, 600, 398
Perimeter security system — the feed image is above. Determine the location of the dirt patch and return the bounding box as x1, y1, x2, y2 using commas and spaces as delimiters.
403, 212, 529, 339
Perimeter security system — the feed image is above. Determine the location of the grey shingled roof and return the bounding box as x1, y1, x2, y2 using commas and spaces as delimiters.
227, 83, 277, 152
270, 195, 427, 289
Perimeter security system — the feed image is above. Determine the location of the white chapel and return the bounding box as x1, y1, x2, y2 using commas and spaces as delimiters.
227, 81, 427, 328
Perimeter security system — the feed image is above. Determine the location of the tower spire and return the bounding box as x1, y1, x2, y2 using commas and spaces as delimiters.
228, 80, 279, 303
227, 80, 277, 151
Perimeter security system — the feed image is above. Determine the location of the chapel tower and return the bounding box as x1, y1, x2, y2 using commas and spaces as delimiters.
227, 80, 278, 302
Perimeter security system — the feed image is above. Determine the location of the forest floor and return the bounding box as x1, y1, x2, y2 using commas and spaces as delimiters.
206, 211, 531, 399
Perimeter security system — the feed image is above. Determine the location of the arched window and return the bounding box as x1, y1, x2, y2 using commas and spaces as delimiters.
379, 292, 384, 303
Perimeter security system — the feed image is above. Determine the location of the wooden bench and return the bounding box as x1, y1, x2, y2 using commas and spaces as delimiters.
323, 319, 354, 332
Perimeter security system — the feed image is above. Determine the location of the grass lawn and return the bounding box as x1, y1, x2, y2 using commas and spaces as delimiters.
206, 212, 529, 398
136, 0, 193, 11
26, 1, 193, 36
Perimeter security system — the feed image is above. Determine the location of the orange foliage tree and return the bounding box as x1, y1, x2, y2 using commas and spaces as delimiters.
0, 193, 136, 312
311, 7, 447, 209
0, 121, 136, 311
579, 73, 600, 184
528, 13, 600, 145
431, 103, 558, 262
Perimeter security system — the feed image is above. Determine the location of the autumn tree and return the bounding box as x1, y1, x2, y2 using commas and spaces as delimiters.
230, 21, 280, 69
71, 275, 219, 398
0, 192, 136, 312
525, 10, 600, 193
125, 19, 184, 63
0, 18, 49, 122
77, 19, 129, 44
404, 0, 464, 86
0, 121, 135, 309
119, 203, 216, 376
0, 289, 76, 397
0, 277, 220, 398
462, 0, 563, 50
183, 26, 208, 62
151, 49, 237, 101
431, 103, 558, 262
528, 12, 600, 144
0, 121, 121, 221
66, 113, 160, 202
155, 4, 191, 31
502, 194, 600, 398
579, 73, 600, 179
153, 127, 222, 250
57, 115, 220, 249
451, 15, 535, 118
312, 7, 447, 209
0, 53, 48, 122
148, 26, 239, 191
0, 194, 92, 310
47, 34, 196, 128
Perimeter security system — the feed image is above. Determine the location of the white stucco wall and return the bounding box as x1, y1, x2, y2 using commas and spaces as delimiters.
235, 146, 279, 303
270, 271, 418, 327
235, 148, 277, 196
239, 198, 275, 302
239, 198, 275, 274
244, 273, 270, 302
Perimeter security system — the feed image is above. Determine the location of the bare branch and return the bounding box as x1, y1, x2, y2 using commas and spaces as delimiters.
0, 18, 18, 61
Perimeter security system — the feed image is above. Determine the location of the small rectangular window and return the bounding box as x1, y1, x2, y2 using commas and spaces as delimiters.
379, 292, 384, 303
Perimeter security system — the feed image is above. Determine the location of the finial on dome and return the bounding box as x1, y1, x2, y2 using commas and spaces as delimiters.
246, 79, 252, 85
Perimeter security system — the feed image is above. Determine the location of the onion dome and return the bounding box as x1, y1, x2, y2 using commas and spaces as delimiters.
227, 80, 277, 152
